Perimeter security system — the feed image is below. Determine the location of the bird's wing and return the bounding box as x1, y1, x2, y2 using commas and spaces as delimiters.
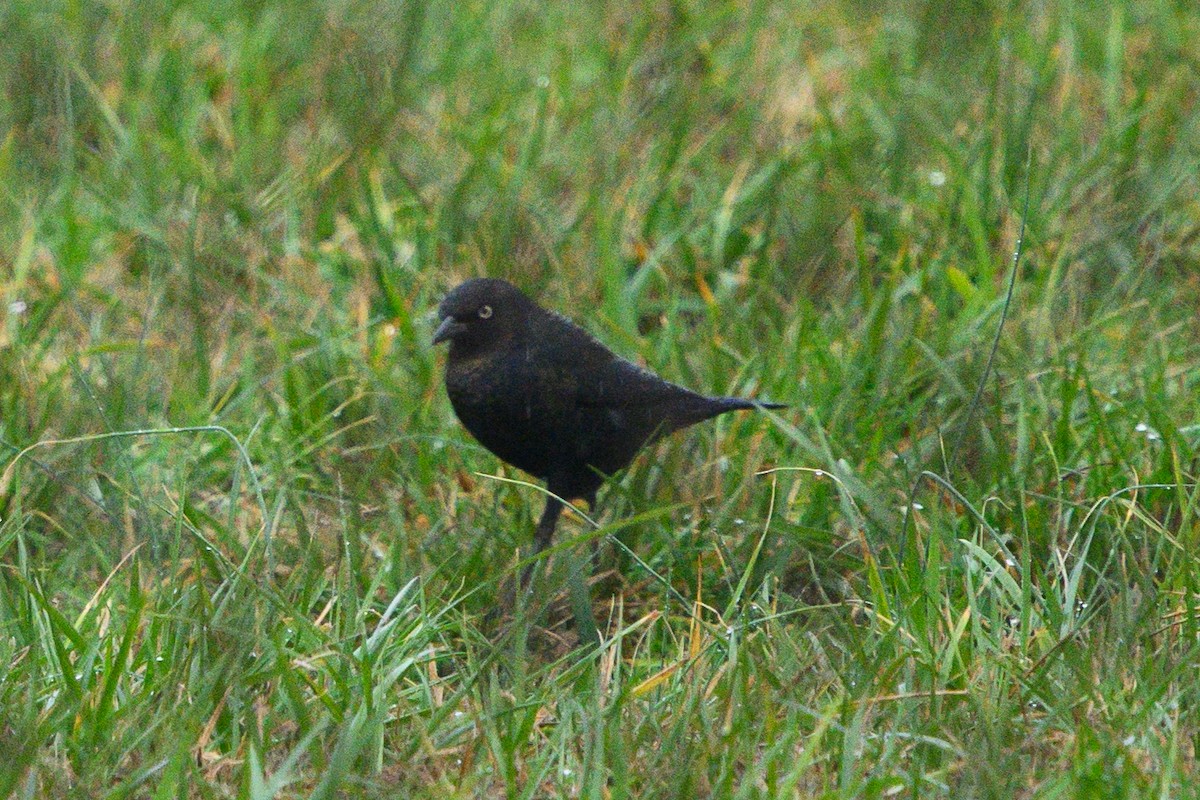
528, 315, 696, 410
577, 350, 697, 409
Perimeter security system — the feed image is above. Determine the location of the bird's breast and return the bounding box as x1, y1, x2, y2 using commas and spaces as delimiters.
443, 353, 566, 479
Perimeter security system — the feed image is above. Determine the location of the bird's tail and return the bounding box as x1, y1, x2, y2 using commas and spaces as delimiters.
675, 395, 785, 428
712, 397, 787, 412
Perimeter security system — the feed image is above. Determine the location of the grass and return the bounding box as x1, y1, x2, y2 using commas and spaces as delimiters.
2, 0, 1200, 796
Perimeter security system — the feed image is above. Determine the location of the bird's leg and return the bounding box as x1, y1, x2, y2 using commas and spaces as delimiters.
521, 495, 564, 588
583, 491, 599, 572
521, 491, 602, 648
534, 494, 564, 554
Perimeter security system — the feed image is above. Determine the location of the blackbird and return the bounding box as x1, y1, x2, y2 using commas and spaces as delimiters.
433, 277, 784, 564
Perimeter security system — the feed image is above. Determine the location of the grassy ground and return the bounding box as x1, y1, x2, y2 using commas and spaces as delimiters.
2, 0, 1200, 796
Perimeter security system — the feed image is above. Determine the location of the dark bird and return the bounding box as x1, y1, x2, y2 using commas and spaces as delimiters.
433, 277, 784, 568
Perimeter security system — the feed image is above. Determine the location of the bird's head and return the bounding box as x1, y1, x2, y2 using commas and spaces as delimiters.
433, 278, 529, 356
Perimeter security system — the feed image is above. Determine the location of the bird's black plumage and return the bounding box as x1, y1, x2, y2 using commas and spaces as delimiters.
433, 277, 783, 560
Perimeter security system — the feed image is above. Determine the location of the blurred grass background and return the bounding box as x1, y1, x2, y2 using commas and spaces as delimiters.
2, 0, 1200, 796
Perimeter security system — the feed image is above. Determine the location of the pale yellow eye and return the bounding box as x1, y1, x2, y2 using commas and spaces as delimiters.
478, 305, 493, 319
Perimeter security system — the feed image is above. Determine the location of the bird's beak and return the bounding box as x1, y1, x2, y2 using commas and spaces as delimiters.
432, 316, 467, 345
